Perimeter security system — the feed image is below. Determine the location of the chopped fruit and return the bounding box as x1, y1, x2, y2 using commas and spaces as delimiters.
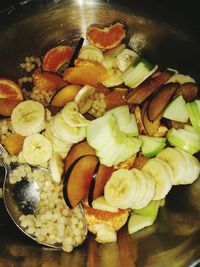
174, 82, 198, 102
64, 141, 96, 172
132, 154, 149, 170
50, 84, 81, 107
63, 59, 107, 86
114, 154, 136, 169
83, 205, 129, 231
3, 133, 25, 156
63, 155, 99, 208
147, 83, 179, 121
105, 90, 127, 110
94, 83, 110, 95
0, 99, 22, 117
0, 78, 23, 100
90, 164, 113, 201
162, 94, 189, 123
32, 68, 67, 92
86, 22, 126, 50
134, 105, 147, 135
42, 45, 74, 72
166, 119, 186, 129
141, 100, 161, 136
125, 69, 174, 104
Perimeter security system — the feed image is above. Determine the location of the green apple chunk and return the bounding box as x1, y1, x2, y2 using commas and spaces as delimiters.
196, 99, 200, 112
167, 127, 200, 154
162, 94, 189, 122
86, 114, 117, 150
134, 200, 161, 217
97, 127, 142, 167
105, 105, 138, 136
186, 101, 200, 133
128, 213, 156, 234
139, 135, 166, 158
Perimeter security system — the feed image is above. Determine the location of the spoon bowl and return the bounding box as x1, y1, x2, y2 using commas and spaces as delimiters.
0, 144, 88, 250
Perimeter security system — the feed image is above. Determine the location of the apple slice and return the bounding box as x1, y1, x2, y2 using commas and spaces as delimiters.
147, 83, 179, 121
105, 105, 138, 136
125, 69, 174, 104
167, 127, 200, 154
0, 98, 22, 117
174, 82, 198, 102
63, 155, 99, 208
50, 84, 81, 107
162, 94, 189, 123
186, 101, 200, 133
64, 141, 96, 172
139, 135, 166, 158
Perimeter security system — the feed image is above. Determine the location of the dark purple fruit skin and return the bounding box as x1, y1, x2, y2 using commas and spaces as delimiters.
88, 161, 100, 207
63, 154, 98, 209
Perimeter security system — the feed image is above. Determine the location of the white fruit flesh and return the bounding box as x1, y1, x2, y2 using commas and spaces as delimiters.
116, 48, 139, 72
142, 158, 172, 200
131, 168, 155, 209
61, 101, 89, 127
92, 196, 119, 212
165, 73, 195, 84
105, 105, 138, 136
128, 213, 156, 234
156, 147, 187, 185
104, 169, 140, 209
175, 148, 200, 184
74, 85, 95, 114
139, 135, 166, 158
167, 128, 200, 155
49, 153, 64, 183
78, 45, 104, 63
162, 94, 189, 122
11, 100, 45, 136
22, 134, 52, 165
51, 113, 81, 144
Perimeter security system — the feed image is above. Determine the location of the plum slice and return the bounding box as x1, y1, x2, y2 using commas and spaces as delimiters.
63, 155, 98, 208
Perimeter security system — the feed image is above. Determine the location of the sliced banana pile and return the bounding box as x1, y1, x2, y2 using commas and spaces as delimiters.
103, 147, 200, 210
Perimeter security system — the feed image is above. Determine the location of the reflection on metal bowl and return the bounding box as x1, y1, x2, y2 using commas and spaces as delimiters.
0, 0, 200, 266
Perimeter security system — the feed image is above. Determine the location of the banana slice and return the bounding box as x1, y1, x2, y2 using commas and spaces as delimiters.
156, 147, 187, 185
142, 158, 172, 200
104, 168, 139, 209
175, 148, 200, 184
131, 168, 155, 209
49, 153, 64, 183
22, 133, 52, 165
74, 85, 96, 114
165, 73, 195, 84
78, 45, 104, 63
11, 100, 45, 136
102, 57, 123, 87
61, 101, 89, 127
116, 48, 139, 72
44, 123, 72, 154
50, 113, 81, 144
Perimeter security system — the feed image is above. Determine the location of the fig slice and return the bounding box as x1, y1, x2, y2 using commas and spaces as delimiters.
141, 100, 161, 136
125, 69, 174, 104
147, 82, 179, 121
174, 82, 198, 102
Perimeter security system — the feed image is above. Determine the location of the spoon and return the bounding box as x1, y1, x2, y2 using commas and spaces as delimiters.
0, 144, 87, 250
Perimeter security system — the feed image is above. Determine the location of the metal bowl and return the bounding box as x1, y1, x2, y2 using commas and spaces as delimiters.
0, 1, 200, 266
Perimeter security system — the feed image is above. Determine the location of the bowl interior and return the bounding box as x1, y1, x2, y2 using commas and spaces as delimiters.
0, 1, 200, 266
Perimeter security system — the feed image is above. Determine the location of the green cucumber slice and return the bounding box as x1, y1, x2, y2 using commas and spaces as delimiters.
186, 101, 200, 133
